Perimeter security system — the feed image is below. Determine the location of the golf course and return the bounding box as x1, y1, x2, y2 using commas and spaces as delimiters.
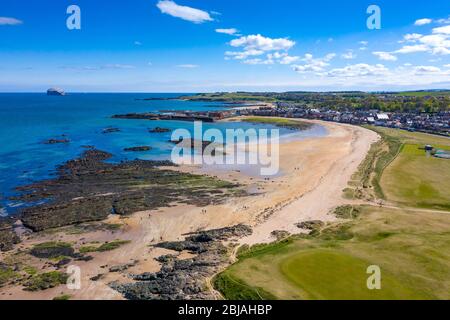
214, 126, 450, 300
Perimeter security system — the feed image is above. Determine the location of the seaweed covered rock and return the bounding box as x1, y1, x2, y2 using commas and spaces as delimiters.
0, 218, 20, 252
14, 149, 242, 231
112, 225, 252, 300
29, 242, 75, 259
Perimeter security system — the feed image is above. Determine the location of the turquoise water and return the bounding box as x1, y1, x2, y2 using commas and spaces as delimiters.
0, 93, 327, 215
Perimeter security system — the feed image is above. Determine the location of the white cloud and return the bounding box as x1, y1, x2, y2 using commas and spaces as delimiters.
403, 33, 423, 42
359, 41, 369, 46
414, 18, 432, 26
267, 52, 299, 64
436, 16, 450, 24
395, 44, 429, 54
327, 64, 389, 77
176, 64, 199, 68
341, 51, 356, 60
432, 25, 450, 35
230, 34, 295, 52
0, 17, 22, 25
413, 65, 441, 74
243, 58, 274, 65
216, 28, 239, 35
373, 51, 398, 61
225, 49, 264, 60
396, 27, 450, 56
292, 53, 336, 74
242, 52, 299, 65
226, 34, 296, 65
444, 64, 450, 68
156, 1, 213, 24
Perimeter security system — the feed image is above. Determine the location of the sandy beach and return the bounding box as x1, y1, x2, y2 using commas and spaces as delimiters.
0, 119, 378, 300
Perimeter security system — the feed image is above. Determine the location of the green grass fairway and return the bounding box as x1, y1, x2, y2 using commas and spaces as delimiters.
214, 206, 450, 300
381, 143, 450, 210
280, 249, 423, 300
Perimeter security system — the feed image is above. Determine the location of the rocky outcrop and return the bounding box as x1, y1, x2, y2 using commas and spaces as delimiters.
13, 149, 241, 231
149, 127, 171, 133
124, 146, 152, 152
43, 138, 70, 144
0, 218, 20, 252
111, 225, 252, 300
102, 127, 121, 134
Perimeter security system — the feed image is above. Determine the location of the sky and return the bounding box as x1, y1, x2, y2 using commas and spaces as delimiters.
0, 0, 450, 92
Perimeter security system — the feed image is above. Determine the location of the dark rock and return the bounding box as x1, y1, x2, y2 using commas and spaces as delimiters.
270, 230, 290, 240
90, 274, 105, 281
149, 127, 171, 133
112, 113, 159, 120
44, 138, 70, 145
295, 220, 325, 231
0, 218, 20, 252
124, 146, 152, 152
102, 127, 121, 134
112, 225, 252, 300
29, 242, 75, 259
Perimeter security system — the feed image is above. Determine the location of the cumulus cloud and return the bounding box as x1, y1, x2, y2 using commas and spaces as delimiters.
225, 49, 264, 60
395, 44, 429, 54
402, 33, 423, 42
395, 24, 450, 55
433, 25, 450, 35
226, 34, 296, 65
0, 17, 22, 25
216, 28, 239, 35
372, 51, 398, 61
342, 51, 356, 60
413, 65, 441, 74
243, 58, 274, 65
414, 18, 432, 26
156, 1, 213, 24
292, 53, 336, 73
326, 64, 389, 77
230, 34, 295, 52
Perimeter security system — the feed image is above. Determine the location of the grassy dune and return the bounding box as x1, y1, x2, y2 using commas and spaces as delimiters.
214, 127, 450, 300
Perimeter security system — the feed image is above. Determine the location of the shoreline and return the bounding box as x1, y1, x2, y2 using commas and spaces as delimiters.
0, 119, 378, 300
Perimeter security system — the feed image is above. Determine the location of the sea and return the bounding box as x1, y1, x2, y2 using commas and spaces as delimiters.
0, 93, 327, 216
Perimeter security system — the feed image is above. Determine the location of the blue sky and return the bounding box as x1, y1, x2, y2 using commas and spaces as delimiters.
0, 0, 449, 92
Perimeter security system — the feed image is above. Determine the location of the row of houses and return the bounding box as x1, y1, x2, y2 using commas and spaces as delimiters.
244, 104, 450, 136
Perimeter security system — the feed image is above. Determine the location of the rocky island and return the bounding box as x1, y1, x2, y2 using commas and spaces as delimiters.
46, 88, 65, 96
